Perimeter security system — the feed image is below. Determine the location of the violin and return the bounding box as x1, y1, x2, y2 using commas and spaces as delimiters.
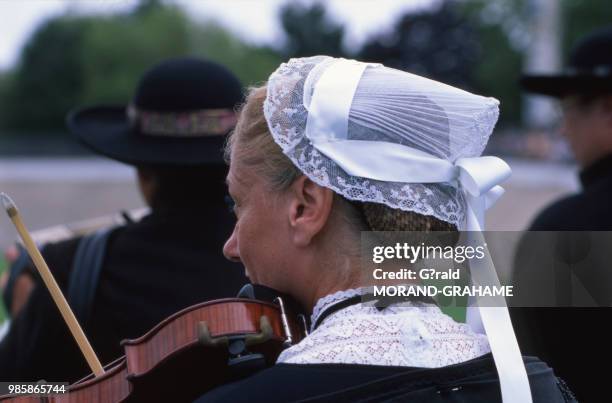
0, 194, 307, 402
0, 285, 308, 403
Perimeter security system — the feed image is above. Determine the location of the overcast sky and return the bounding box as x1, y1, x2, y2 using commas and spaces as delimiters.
0, 0, 436, 70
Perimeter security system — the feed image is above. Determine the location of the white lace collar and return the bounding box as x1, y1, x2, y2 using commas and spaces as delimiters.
310, 288, 362, 332
278, 288, 491, 368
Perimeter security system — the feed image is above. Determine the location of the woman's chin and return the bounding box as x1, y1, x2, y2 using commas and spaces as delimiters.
244, 268, 257, 284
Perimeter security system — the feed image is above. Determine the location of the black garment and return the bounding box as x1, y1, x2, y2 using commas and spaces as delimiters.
0, 206, 247, 382
195, 354, 574, 403
529, 154, 612, 231
511, 154, 612, 403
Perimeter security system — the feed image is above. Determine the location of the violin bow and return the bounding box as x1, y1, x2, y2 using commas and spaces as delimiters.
1, 193, 104, 376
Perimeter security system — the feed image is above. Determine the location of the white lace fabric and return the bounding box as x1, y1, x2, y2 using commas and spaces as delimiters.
263, 56, 500, 227
277, 289, 491, 368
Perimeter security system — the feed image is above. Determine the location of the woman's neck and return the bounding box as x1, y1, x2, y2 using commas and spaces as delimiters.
301, 253, 362, 313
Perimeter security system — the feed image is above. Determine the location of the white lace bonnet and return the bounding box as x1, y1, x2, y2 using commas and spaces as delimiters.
263, 55, 510, 230
263, 56, 531, 403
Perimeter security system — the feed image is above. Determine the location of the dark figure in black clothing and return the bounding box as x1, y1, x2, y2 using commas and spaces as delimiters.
0, 58, 248, 382
512, 27, 612, 403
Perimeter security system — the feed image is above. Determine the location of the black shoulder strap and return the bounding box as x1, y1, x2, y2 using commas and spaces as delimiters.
67, 227, 116, 326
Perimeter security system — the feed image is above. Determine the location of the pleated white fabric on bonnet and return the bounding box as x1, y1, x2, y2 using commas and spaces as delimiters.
263, 55, 500, 227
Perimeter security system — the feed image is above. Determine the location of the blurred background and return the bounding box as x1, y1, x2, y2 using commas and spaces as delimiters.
0, 0, 611, 322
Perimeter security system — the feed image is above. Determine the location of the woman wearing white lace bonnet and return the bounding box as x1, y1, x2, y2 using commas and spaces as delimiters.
195, 56, 574, 403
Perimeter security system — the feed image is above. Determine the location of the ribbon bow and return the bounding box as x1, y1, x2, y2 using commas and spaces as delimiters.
455, 156, 511, 231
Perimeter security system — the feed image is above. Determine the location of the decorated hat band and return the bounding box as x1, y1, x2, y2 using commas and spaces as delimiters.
127, 104, 237, 137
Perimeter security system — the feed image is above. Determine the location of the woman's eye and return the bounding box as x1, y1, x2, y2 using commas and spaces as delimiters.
224, 195, 237, 214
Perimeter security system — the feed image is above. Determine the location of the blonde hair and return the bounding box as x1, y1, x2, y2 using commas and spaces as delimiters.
226, 86, 300, 190
226, 85, 456, 232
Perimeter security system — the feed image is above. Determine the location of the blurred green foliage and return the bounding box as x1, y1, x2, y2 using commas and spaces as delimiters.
360, 2, 480, 92
0, 0, 611, 136
77, 6, 192, 105
563, 0, 612, 52
460, 0, 612, 126
189, 23, 281, 87
459, 0, 526, 127
2, 16, 92, 131
279, 2, 345, 58
469, 23, 523, 127
0, 0, 280, 135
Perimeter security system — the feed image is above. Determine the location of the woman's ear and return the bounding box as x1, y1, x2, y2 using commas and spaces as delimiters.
287, 176, 334, 247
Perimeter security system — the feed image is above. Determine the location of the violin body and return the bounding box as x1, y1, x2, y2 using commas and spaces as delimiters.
0, 292, 306, 403
54, 358, 130, 403
123, 298, 299, 402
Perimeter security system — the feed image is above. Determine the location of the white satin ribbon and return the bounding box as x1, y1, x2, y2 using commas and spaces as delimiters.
313, 139, 511, 230
305, 58, 533, 403
304, 59, 367, 142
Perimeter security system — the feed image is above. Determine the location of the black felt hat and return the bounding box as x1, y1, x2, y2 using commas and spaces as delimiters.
521, 26, 612, 98
67, 57, 244, 166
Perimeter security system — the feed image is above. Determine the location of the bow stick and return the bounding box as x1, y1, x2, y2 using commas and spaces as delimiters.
1, 192, 104, 376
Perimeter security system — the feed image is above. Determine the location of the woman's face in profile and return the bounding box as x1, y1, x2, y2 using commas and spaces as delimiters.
223, 158, 293, 289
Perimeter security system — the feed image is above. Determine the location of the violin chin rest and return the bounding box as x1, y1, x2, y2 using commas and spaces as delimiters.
237, 283, 285, 302
227, 352, 267, 381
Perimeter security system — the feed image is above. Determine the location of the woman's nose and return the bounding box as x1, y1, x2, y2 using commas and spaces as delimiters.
223, 226, 241, 262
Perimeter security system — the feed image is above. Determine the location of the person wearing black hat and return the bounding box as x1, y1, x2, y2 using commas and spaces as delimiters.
0, 57, 248, 382
511, 27, 612, 403
521, 26, 612, 217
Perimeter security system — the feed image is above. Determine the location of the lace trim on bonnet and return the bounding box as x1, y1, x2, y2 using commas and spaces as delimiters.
263, 56, 499, 227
